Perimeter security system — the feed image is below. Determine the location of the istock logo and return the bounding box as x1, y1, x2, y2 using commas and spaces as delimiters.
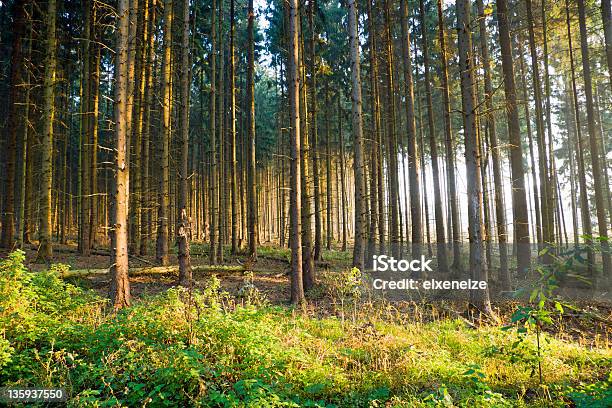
372, 255, 433, 272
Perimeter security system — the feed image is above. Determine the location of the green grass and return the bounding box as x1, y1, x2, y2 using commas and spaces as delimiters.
1, 250, 610, 407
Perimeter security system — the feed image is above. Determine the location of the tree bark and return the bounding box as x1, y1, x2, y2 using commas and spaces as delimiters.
177, 0, 192, 287
347, 0, 366, 270
495, 0, 531, 278
577, 0, 612, 278
287, 0, 304, 304
457, 0, 492, 315
419, 0, 446, 272
476, 0, 509, 288
156, 0, 172, 266
110, 0, 132, 309
400, 0, 422, 261
247, 0, 258, 259
436, 0, 461, 273
38, 0, 58, 262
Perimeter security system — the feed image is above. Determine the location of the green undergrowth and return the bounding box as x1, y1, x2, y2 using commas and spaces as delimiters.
0, 250, 610, 407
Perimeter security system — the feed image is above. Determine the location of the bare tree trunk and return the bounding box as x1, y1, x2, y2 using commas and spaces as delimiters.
525, 0, 553, 254
1, 0, 26, 248
577, 0, 612, 279
565, 0, 594, 269
436, 0, 461, 273
307, 0, 323, 262
209, 0, 218, 264
495, 0, 531, 278
17, 8, 32, 248
287, 0, 304, 304
476, 0, 509, 288
366, 0, 381, 266
38, 0, 57, 262
347, 0, 366, 270
177, 0, 192, 287
156, 0, 172, 266
110, 0, 132, 309
419, 0, 446, 271
383, 0, 399, 257
230, 0, 238, 255
247, 0, 258, 259
457, 0, 492, 315
400, 0, 422, 261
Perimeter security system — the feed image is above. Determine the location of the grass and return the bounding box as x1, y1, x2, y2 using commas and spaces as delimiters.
0, 250, 610, 407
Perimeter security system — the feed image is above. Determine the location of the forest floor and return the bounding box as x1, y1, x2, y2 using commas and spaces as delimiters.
1, 242, 611, 406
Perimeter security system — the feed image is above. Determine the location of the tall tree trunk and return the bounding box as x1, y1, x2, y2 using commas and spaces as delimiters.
130, 0, 148, 255
230, 0, 238, 255
525, 0, 553, 253
577, 0, 612, 278
80, 0, 92, 255
325, 84, 333, 251
495, 0, 531, 278
299, 19, 315, 290
436, 0, 461, 273
141, 0, 157, 255
308, 0, 323, 262
366, 0, 381, 265
17, 8, 32, 248
517, 33, 542, 246
156, 0, 172, 266
383, 0, 399, 257
287, 0, 304, 304
347, 0, 366, 270
338, 100, 348, 253
565, 0, 593, 268
209, 0, 218, 264
38, 0, 58, 262
247, 0, 258, 259
400, 0, 422, 261
110, 0, 132, 309
457, 0, 492, 315
1, 0, 26, 248
419, 0, 446, 272
476, 0, 509, 288
177, 0, 192, 286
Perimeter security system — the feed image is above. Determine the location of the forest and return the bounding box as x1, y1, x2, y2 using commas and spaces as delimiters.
0, 0, 611, 405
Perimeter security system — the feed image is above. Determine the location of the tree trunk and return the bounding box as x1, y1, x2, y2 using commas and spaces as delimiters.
525, 0, 553, 253
419, 0, 446, 272
230, 0, 238, 255
383, 0, 399, 257
366, 0, 381, 266
38, 0, 58, 262
457, 0, 492, 315
1, 0, 26, 248
177, 0, 192, 287
347, 0, 366, 270
287, 0, 304, 304
110, 0, 132, 309
577, 0, 612, 279
156, 0, 172, 266
476, 0, 509, 289
247, 0, 258, 259
308, 0, 323, 262
209, 0, 218, 264
400, 0, 422, 262
436, 0, 461, 273
565, 0, 594, 269
495, 0, 531, 278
